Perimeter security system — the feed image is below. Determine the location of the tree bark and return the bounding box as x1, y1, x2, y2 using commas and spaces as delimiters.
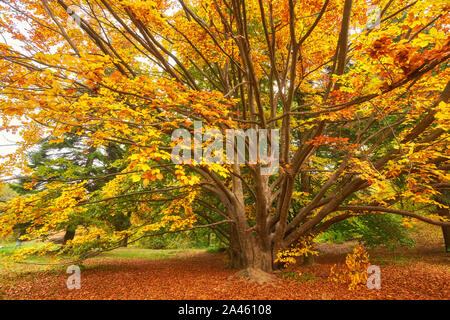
435, 191, 450, 252
228, 223, 273, 273
437, 206, 450, 252
63, 226, 76, 244
227, 224, 246, 269
121, 236, 129, 247
302, 254, 315, 266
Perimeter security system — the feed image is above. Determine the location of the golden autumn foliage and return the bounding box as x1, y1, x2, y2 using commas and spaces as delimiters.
329, 245, 371, 290
0, 0, 448, 272
275, 235, 319, 267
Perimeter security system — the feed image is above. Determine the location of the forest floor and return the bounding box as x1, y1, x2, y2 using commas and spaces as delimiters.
0, 223, 448, 300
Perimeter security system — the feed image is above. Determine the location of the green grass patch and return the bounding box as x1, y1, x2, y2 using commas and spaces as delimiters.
205, 246, 227, 253
0, 242, 36, 255
0, 244, 207, 276
372, 254, 421, 266
98, 247, 182, 260
280, 271, 318, 284
0, 242, 59, 274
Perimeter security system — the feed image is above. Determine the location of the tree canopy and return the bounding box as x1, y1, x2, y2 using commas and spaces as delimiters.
0, 0, 448, 274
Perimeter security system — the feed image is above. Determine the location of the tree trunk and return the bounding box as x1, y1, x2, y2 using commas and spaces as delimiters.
227, 225, 246, 269
228, 224, 274, 274
435, 191, 450, 252
302, 254, 315, 266
437, 206, 450, 252
230, 234, 276, 283
441, 226, 450, 253
63, 226, 76, 244
121, 236, 129, 247
228, 247, 273, 271
226, 172, 276, 282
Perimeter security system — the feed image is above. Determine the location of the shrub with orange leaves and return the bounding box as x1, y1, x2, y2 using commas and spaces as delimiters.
275, 235, 319, 268
329, 245, 370, 290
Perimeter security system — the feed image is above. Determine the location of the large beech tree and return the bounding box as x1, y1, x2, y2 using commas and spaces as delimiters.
0, 0, 449, 276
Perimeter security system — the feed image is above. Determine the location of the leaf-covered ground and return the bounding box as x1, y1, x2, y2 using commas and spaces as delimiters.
1, 245, 448, 300
0, 224, 448, 300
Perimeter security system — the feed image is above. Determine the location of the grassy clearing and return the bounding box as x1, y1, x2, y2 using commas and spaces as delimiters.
0, 241, 211, 276
0, 242, 57, 275
0, 227, 448, 300
0, 242, 35, 255
280, 271, 318, 284
98, 247, 192, 260
371, 252, 449, 267
372, 254, 421, 266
